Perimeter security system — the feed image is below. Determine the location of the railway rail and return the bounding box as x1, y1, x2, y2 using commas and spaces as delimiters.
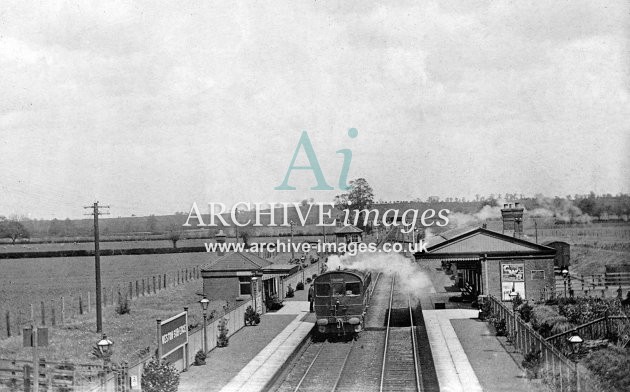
273, 272, 424, 392
379, 274, 422, 392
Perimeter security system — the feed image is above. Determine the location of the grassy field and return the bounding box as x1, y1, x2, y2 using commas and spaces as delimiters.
0, 278, 229, 365
0, 235, 327, 254
0, 253, 214, 338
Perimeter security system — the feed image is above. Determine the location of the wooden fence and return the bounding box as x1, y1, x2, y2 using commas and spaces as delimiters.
0, 358, 102, 392
486, 295, 598, 392
278, 262, 322, 301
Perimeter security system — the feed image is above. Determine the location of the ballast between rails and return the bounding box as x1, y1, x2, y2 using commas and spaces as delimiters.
379, 273, 422, 392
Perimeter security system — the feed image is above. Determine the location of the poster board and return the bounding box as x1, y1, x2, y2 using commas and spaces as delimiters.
501, 263, 525, 300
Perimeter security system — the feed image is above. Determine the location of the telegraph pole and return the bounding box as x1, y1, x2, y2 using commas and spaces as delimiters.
84, 202, 109, 333
290, 221, 295, 261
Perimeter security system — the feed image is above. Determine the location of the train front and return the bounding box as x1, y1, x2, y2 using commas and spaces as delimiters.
313, 270, 370, 336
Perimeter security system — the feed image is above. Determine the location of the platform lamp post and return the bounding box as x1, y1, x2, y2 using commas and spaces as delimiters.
199, 296, 210, 354
562, 269, 569, 298
97, 334, 114, 369
567, 331, 583, 361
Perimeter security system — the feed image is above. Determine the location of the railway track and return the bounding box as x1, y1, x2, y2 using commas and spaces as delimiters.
379, 274, 422, 392
275, 274, 384, 392
273, 272, 425, 392
285, 339, 355, 392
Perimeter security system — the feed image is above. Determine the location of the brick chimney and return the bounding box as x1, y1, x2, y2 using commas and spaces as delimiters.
215, 229, 227, 256
501, 202, 524, 238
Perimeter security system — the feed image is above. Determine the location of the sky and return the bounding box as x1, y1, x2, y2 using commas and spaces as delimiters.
1, 0, 629, 219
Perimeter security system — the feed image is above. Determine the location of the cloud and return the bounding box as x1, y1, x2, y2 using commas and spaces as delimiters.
0, 1, 628, 218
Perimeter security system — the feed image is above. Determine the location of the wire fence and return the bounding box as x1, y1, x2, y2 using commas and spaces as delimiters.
1, 266, 203, 339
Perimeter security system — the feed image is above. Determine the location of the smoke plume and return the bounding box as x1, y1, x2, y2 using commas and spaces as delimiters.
448, 201, 504, 228
527, 194, 592, 223
326, 252, 436, 297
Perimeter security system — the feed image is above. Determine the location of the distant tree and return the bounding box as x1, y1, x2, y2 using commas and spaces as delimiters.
48, 218, 65, 237
0, 220, 30, 244
146, 215, 159, 233
63, 218, 76, 237
168, 230, 182, 248
334, 178, 375, 230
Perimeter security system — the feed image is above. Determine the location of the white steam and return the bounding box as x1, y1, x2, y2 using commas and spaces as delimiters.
527, 195, 592, 223
448, 201, 504, 228
326, 252, 436, 297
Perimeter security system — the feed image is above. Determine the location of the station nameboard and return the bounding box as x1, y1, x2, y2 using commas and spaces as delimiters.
159, 312, 188, 358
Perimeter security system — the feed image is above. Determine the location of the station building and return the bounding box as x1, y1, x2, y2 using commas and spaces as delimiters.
415, 204, 558, 301
334, 225, 363, 244
200, 251, 297, 313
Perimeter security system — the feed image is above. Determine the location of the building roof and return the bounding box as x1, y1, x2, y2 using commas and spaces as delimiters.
420, 226, 556, 255
201, 252, 273, 272
335, 225, 363, 234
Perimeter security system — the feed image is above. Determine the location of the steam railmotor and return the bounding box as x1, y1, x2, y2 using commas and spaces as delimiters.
313, 269, 372, 336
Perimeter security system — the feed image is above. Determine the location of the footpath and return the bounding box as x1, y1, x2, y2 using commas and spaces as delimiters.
177, 287, 314, 392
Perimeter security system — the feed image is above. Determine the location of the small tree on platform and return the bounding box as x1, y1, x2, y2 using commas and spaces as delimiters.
244, 305, 260, 325
217, 317, 229, 347
141, 357, 180, 392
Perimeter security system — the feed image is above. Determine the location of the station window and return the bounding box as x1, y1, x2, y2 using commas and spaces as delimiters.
239, 276, 252, 296
346, 282, 361, 296
316, 283, 330, 297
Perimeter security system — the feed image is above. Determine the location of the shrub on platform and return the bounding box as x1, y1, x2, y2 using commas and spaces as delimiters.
522, 348, 542, 379
296, 281, 304, 291
493, 319, 507, 336
531, 305, 567, 337
511, 293, 523, 311
244, 305, 260, 326
583, 346, 630, 392
517, 302, 533, 323
286, 284, 295, 298
194, 350, 206, 366
217, 318, 229, 347
141, 357, 180, 392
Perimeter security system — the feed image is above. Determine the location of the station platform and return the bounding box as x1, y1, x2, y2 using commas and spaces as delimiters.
178, 289, 314, 392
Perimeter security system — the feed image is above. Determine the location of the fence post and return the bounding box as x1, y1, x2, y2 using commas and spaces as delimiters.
79, 295, 83, 315
142, 279, 145, 296
129, 282, 133, 299
153, 276, 156, 294
41, 301, 46, 326
51, 300, 56, 327
136, 281, 139, 298
5, 310, 10, 337
61, 297, 65, 325
23, 364, 31, 392
87, 291, 91, 313
163, 274, 166, 288
576, 363, 580, 392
